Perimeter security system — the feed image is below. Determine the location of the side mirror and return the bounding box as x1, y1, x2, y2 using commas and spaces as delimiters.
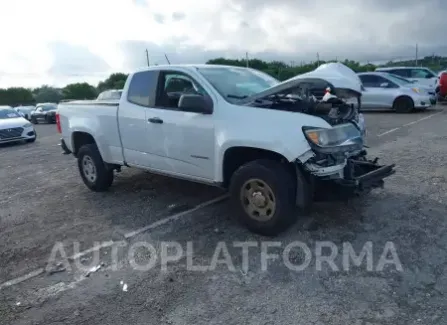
178, 94, 213, 114
380, 82, 389, 88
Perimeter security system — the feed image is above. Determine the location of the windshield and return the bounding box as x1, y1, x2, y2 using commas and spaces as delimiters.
37, 104, 57, 111
0, 108, 21, 119
197, 67, 280, 101
384, 74, 409, 86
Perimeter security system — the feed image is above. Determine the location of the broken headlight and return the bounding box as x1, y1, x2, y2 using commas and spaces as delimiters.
302, 123, 363, 153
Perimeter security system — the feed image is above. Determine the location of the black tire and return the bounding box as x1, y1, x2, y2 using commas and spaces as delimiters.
229, 159, 299, 236
77, 143, 114, 192
393, 96, 414, 113
31, 116, 38, 124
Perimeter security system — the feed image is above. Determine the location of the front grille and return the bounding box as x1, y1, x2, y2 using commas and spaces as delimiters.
0, 127, 24, 139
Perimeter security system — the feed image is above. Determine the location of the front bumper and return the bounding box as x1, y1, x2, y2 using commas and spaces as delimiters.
336, 157, 395, 191
302, 149, 395, 193
0, 126, 36, 144
413, 95, 433, 108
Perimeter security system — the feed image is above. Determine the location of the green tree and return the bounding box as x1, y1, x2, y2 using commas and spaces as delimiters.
0, 87, 34, 106
33, 85, 63, 103
62, 83, 97, 100
97, 73, 128, 92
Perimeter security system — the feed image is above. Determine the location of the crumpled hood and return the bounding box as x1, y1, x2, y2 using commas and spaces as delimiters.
0, 117, 29, 129
239, 62, 363, 104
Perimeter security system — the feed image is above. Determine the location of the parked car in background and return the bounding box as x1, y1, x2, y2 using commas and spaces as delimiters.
358, 72, 433, 112
14, 105, 36, 120
385, 74, 437, 104
0, 107, 36, 144
97, 89, 123, 100
375, 67, 438, 89
437, 72, 447, 103
30, 103, 58, 124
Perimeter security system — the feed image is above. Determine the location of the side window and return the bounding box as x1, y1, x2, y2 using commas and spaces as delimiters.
411, 69, 434, 79
360, 75, 382, 87
127, 71, 158, 107
156, 71, 208, 109
389, 69, 410, 77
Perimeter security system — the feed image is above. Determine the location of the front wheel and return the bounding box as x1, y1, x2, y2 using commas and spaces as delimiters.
31, 116, 38, 124
77, 143, 114, 192
393, 96, 414, 113
229, 159, 298, 236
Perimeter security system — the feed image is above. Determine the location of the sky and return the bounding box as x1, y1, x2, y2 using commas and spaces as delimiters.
0, 0, 446, 88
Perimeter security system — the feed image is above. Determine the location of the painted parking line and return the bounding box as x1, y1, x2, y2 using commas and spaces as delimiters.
0, 194, 228, 290
376, 111, 443, 137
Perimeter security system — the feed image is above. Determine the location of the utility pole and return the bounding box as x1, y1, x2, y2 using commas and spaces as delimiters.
415, 44, 418, 66
245, 52, 249, 68
317, 52, 320, 66
145, 49, 150, 66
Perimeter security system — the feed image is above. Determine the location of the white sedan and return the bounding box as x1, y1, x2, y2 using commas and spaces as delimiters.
0, 107, 37, 144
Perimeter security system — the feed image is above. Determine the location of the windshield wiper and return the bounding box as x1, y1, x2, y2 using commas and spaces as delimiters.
227, 94, 248, 99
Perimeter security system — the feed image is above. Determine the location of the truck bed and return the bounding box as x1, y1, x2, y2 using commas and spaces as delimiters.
57, 100, 123, 164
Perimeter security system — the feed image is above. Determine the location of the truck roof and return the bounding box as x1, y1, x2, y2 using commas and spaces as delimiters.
133, 64, 253, 73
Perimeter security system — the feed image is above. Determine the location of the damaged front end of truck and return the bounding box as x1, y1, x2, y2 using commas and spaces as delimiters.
240, 62, 396, 199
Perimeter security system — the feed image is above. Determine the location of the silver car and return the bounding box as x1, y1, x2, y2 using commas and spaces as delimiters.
384, 74, 437, 105
14, 105, 36, 120
358, 72, 433, 112
375, 66, 438, 89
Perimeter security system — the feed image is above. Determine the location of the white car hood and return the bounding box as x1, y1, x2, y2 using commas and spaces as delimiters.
0, 117, 29, 129
239, 63, 363, 104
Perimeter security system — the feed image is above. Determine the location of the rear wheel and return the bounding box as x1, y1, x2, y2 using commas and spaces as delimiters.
229, 159, 299, 236
77, 143, 114, 191
393, 96, 414, 113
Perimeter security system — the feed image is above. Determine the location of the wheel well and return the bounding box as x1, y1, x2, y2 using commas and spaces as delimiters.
72, 132, 96, 155
222, 147, 291, 188
393, 95, 414, 107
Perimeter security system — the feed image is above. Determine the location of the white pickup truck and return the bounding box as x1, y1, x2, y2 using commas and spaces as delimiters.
57, 63, 395, 235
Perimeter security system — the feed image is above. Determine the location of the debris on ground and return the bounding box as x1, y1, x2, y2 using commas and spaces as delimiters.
84, 265, 102, 277
120, 281, 128, 292
47, 262, 67, 275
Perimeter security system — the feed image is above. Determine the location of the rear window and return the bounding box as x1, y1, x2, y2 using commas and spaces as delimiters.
127, 71, 158, 107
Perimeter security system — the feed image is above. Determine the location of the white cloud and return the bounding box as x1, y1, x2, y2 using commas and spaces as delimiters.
1, 0, 446, 87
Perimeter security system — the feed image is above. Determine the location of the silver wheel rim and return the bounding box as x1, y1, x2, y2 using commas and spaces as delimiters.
82, 156, 97, 183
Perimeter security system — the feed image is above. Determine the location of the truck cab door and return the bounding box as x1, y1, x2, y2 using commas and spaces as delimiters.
143, 70, 216, 181
118, 70, 159, 166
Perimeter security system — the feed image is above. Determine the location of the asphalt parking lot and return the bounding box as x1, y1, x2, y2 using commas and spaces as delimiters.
1, 107, 447, 325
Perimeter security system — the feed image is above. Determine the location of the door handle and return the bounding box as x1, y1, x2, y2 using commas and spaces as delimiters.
148, 117, 163, 124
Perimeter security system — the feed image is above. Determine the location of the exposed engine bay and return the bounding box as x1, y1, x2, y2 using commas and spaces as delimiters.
248, 83, 362, 127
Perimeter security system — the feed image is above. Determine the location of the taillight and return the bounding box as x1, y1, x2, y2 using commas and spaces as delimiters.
56, 113, 61, 133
